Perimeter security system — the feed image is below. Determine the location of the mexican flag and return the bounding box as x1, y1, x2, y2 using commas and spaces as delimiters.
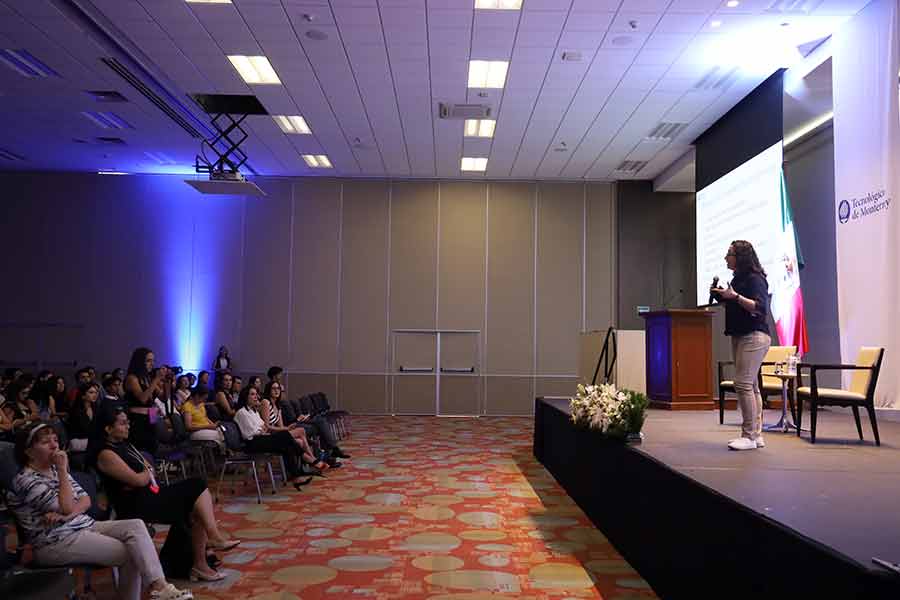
772, 170, 809, 355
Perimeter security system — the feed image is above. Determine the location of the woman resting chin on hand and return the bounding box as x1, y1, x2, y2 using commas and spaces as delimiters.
6, 423, 192, 600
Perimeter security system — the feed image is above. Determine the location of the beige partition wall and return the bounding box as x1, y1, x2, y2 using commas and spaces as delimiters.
485, 183, 536, 414
338, 181, 390, 413
0, 174, 615, 411
232, 178, 615, 415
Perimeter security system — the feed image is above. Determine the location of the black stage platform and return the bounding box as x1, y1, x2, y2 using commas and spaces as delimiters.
534, 397, 900, 599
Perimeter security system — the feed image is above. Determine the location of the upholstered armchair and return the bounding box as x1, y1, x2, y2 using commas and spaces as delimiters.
796, 347, 885, 445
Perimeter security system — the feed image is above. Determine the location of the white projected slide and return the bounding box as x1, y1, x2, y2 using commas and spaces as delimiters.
696, 142, 783, 304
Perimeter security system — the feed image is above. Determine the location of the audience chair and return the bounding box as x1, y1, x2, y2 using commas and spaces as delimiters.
312, 392, 350, 439
717, 345, 797, 424
796, 347, 885, 445
215, 422, 285, 504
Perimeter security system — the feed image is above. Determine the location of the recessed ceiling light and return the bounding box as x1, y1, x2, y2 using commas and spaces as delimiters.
303, 154, 332, 168
273, 115, 312, 134
461, 157, 488, 172
0, 49, 59, 78
475, 0, 522, 9
464, 119, 496, 138
227, 55, 281, 84
726, 0, 740, 6
710, 20, 722, 28
467, 60, 508, 88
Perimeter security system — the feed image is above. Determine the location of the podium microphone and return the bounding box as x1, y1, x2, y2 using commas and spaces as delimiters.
708, 276, 719, 305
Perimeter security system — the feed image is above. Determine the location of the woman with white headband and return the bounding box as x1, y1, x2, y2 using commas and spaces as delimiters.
5, 423, 192, 600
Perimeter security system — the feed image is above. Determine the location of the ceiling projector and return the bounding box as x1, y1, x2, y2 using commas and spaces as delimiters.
184, 170, 265, 197
184, 93, 268, 197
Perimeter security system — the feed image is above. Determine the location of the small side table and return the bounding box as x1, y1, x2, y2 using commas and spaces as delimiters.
763, 372, 805, 433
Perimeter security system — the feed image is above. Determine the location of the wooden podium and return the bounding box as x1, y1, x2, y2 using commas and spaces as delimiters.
640, 309, 714, 410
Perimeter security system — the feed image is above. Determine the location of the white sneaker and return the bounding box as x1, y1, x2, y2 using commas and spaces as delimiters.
755, 437, 765, 448
728, 437, 757, 451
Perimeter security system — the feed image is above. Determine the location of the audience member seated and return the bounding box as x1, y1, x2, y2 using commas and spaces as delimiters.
40, 375, 68, 420
65, 368, 92, 410
266, 367, 285, 396
94, 407, 239, 582
181, 386, 224, 450
287, 395, 350, 462
65, 382, 101, 453
261, 382, 328, 471
5, 423, 192, 600
213, 373, 236, 420
197, 371, 210, 388
4, 378, 40, 428
173, 375, 191, 411
231, 376, 242, 407
123, 347, 165, 455
234, 386, 312, 490
248, 376, 262, 391
0, 369, 15, 404
102, 374, 126, 412
0, 402, 19, 442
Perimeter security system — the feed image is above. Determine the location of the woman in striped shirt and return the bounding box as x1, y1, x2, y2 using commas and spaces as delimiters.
5, 423, 191, 600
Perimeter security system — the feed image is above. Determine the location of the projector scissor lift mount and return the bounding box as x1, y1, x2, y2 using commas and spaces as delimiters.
194, 112, 249, 177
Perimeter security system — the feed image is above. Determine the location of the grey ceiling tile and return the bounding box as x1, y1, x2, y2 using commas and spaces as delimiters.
656, 12, 709, 33
666, 0, 722, 13
564, 11, 615, 32
427, 9, 473, 30
570, 0, 618, 11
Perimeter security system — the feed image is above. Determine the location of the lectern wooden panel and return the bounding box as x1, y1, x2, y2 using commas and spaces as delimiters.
641, 309, 714, 410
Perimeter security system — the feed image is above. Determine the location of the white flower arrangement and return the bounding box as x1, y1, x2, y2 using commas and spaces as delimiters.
570, 382, 648, 439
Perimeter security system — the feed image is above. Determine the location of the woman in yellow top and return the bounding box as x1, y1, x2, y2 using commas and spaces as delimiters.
180, 386, 224, 450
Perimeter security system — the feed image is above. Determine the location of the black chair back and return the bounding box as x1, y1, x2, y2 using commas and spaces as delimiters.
168, 412, 190, 444
220, 421, 243, 450
279, 399, 298, 424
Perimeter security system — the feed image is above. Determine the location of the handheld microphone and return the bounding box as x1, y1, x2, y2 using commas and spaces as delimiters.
708, 276, 719, 305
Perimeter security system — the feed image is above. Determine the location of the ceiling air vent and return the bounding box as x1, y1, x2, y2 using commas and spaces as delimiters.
647, 122, 688, 140
102, 57, 203, 139
95, 136, 127, 145
561, 51, 583, 62
765, 0, 822, 14
86, 90, 128, 103
614, 160, 648, 174
0, 148, 26, 161
439, 103, 492, 119
694, 66, 739, 92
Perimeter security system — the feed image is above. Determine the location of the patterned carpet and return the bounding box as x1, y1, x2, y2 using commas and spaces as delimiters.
182, 416, 656, 600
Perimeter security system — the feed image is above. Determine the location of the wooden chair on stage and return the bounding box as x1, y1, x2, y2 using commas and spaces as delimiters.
717, 345, 797, 424
796, 347, 885, 446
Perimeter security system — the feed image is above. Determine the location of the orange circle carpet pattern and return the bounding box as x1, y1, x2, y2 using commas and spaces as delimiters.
192, 416, 657, 600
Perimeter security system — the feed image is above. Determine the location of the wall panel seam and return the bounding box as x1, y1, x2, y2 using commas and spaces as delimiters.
582, 183, 587, 333
533, 184, 539, 408
287, 182, 297, 363
335, 182, 344, 407
386, 183, 393, 413
483, 183, 489, 415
